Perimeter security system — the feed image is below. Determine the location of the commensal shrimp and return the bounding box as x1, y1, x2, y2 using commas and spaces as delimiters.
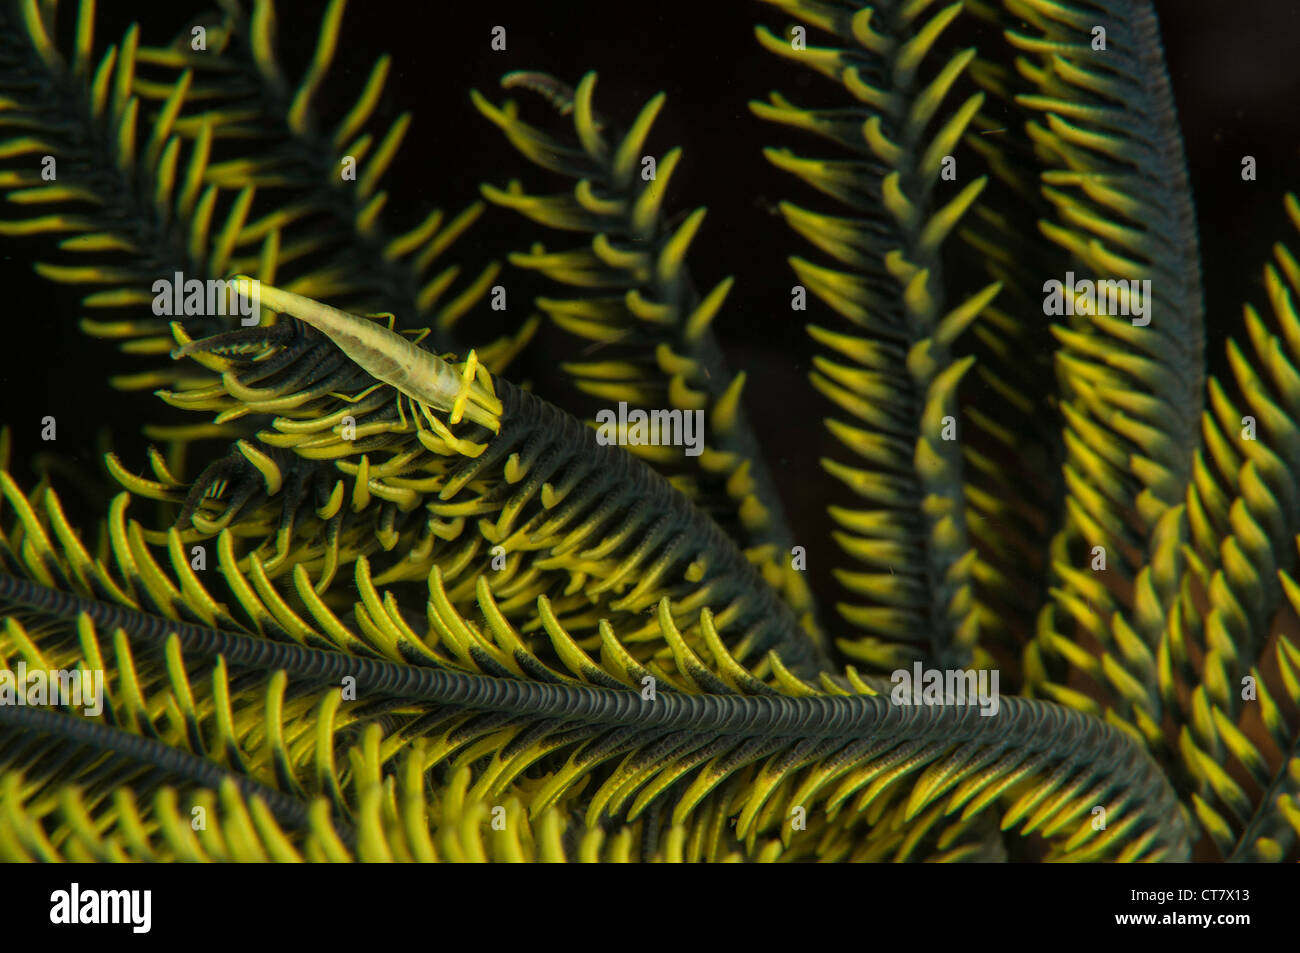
174, 277, 503, 433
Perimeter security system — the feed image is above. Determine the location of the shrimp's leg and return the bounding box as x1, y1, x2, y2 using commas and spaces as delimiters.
394, 392, 410, 432
416, 400, 486, 457
448, 350, 481, 425
329, 382, 386, 403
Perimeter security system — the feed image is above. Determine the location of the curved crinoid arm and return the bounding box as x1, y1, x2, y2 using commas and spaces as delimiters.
902, 1, 1072, 677
472, 72, 824, 649
0, 561, 1191, 862
1008, 195, 1300, 861
144, 281, 832, 679
1004, 0, 1204, 524
977, 2, 1279, 781
751, 0, 1000, 673
970, 0, 1207, 719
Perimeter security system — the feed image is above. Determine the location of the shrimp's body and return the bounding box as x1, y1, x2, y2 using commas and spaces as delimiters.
181, 278, 503, 433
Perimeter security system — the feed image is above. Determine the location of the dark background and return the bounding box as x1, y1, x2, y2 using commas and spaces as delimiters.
3, 0, 1298, 618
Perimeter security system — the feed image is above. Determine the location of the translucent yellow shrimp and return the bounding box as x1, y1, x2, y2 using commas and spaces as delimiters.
224, 277, 503, 433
